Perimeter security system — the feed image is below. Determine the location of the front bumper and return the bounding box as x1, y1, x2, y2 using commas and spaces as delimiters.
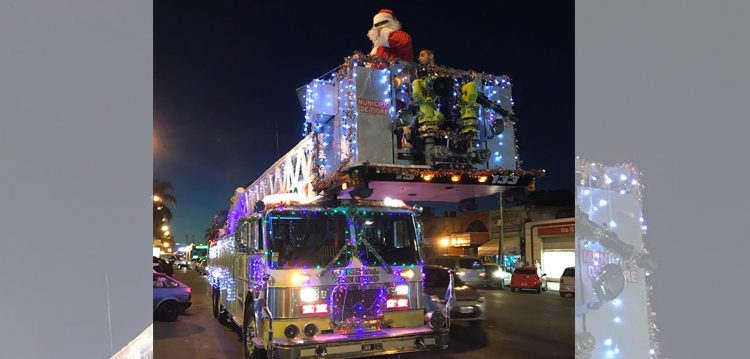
559, 284, 575, 293
271, 327, 448, 359
449, 300, 485, 321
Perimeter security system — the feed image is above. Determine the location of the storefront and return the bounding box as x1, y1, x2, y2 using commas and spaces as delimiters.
524, 218, 575, 290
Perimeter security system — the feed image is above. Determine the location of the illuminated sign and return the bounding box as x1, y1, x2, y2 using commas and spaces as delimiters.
581, 248, 639, 283
356, 98, 389, 116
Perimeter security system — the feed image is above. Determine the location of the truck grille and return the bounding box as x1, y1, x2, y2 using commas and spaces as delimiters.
329, 285, 387, 330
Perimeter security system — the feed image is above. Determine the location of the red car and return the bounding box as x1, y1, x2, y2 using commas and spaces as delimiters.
510, 266, 547, 293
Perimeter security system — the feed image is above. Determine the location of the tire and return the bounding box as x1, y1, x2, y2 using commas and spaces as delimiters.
156, 301, 180, 322
536, 286, 542, 293
212, 287, 220, 319
243, 301, 268, 359
218, 308, 230, 326
510, 287, 516, 292
560, 292, 566, 297
498, 281, 504, 290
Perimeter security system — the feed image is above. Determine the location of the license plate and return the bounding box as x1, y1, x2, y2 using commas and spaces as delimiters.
361, 343, 383, 352
459, 306, 474, 313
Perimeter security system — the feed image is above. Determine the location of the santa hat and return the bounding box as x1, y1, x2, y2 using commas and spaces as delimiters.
373, 9, 394, 26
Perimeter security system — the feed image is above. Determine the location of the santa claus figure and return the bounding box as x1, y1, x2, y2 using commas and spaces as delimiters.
367, 9, 414, 63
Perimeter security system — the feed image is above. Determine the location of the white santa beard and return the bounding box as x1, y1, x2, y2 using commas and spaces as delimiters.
368, 20, 402, 53
368, 27, 382, 51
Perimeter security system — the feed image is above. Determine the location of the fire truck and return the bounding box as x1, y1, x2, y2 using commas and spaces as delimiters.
208, 55, 542, 359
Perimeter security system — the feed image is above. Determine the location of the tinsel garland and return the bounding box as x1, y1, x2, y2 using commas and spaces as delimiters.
311, 164, 544, 193
576, 156, 644, 200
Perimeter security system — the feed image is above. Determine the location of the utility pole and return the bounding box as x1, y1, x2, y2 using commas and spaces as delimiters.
498, 192, 504, 266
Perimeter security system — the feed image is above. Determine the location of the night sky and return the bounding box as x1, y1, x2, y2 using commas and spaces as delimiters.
154, 1, 574, 244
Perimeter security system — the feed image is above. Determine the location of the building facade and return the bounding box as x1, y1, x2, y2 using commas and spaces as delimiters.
421, 191, 574, 281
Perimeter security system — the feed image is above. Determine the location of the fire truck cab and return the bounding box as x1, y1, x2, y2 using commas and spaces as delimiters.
210, 194, 449, 358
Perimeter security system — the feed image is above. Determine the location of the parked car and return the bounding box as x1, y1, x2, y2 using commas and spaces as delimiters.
423, 265, 485, 326
559, 267, 575, 297
153, 273, 192, 321
176, 257, 189, 269
510, 266, 547, 293
482, 263, 512, 289
425, 255, 485, 287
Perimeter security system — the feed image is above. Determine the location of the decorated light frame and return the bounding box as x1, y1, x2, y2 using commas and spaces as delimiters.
575, 156, 662, 359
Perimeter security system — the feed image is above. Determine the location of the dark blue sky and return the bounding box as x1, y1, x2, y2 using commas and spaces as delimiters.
154, 1, 574, 244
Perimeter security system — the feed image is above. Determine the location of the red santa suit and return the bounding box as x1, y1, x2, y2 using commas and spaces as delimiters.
368, 9, 414, 63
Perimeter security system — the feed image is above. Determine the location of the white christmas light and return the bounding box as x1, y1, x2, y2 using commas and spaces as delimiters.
604, 338, 613, 346
609, 220, 617, 228
599, 199, 608, 206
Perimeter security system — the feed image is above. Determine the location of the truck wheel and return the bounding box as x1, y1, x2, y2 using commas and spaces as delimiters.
212, 287, 220, 318
156, 301, 180, 322
243, 303, 268, 359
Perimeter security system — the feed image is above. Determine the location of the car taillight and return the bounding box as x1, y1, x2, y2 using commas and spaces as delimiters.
386, 298, 409, 309
302, 303, 328, 315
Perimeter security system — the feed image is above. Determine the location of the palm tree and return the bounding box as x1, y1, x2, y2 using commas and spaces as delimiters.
153, 179, 177, 237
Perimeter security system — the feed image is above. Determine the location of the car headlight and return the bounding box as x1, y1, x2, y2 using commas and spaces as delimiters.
477, 296, 485, 303
492, 271, 502, 278
300, 287, 319, 303
455, 271, 466, 277
430, 295, 446, 304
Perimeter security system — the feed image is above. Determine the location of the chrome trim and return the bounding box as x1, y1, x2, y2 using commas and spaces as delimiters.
445, 270, 454, 327
272, 328, 448, 359
262, 274, 274, 349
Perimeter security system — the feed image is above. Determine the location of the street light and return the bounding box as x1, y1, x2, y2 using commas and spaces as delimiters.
439, 238, 450, 247
153, 195, 161, 202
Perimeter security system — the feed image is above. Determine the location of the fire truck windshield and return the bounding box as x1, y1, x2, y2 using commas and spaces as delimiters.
354, 214, 419, 266
268, 211, 348, 268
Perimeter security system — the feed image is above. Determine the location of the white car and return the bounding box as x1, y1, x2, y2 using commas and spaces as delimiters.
560, 267, 575, 297
481, 263, 512, 289
426, 255, 485, 287
423, 265, 486, 327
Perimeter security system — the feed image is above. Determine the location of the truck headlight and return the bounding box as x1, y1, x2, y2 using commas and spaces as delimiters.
396, 285, 409, 295
300, 287, 319, 303
492, 270, 502, 278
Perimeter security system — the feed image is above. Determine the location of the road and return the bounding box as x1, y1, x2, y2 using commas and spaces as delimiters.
155, 268, 574, 359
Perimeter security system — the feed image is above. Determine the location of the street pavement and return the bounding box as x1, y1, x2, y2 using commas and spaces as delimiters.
155, 268, 573, 359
